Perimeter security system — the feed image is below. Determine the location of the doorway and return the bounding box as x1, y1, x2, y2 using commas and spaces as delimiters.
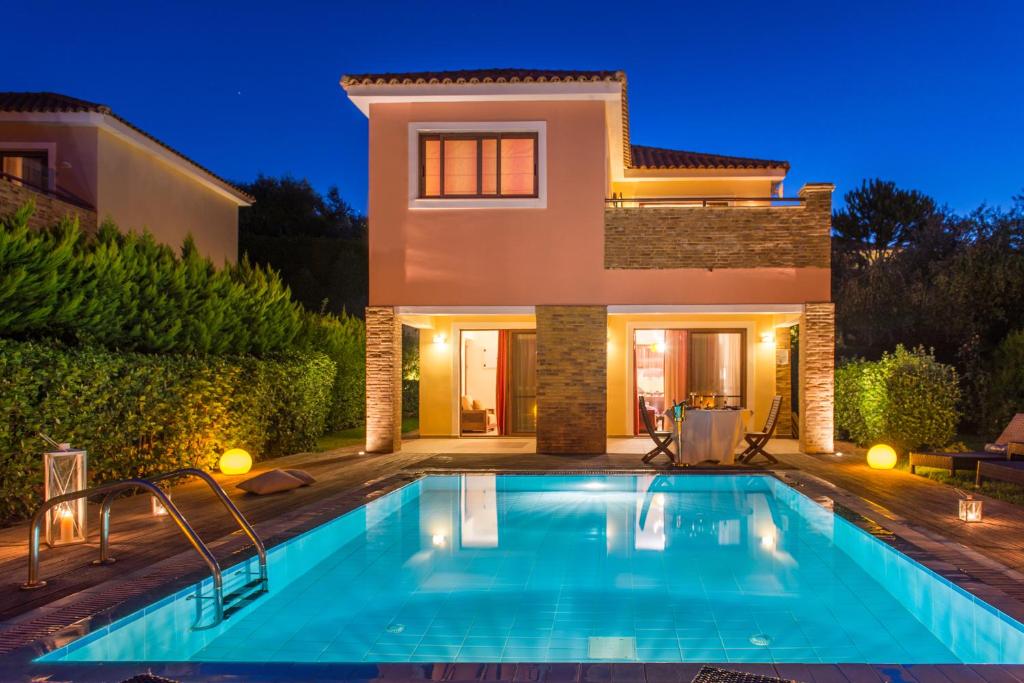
458, 329, 537, 436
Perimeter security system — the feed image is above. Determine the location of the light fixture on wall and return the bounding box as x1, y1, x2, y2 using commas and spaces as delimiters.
433, 333, 447, 345
760, 332, 775, 345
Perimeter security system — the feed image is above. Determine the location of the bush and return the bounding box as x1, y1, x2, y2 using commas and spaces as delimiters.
835, 345, 960, 451
0, 205, 365, 430
980, 330, 1024, 439
0, 338, 334, 524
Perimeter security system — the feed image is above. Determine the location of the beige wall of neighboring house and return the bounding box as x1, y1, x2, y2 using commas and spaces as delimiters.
95, 128, 240, 264
0, 94, 251, 264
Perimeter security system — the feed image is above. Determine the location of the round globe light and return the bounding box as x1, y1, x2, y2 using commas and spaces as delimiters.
219, 448, 252, 475
866, 444, 898, 470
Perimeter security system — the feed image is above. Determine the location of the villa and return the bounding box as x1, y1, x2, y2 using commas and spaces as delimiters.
341, 68, 834, 456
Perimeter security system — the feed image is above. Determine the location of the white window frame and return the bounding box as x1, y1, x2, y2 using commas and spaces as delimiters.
407, 121, 547, 209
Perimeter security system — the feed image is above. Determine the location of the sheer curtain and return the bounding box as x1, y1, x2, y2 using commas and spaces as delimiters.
663, 330, 688, 408
688, 332, 743, 404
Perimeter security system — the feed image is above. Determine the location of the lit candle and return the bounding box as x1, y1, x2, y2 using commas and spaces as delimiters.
59, 508, 74, 543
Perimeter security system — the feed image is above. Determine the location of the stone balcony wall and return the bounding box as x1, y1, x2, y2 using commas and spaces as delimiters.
604, 184, 833, 270
0, 177, 97, 233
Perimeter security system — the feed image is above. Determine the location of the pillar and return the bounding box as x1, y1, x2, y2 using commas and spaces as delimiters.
365, 306, 402, 453
799, 302, 835, 453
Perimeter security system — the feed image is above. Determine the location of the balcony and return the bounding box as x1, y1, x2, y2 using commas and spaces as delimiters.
604, 183, 833, 271
0, 172, 97, 232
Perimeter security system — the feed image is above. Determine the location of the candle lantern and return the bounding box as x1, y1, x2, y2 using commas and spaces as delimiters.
151, 488, 171, 516
959, 494, 983, 522
43, 442, 87, 546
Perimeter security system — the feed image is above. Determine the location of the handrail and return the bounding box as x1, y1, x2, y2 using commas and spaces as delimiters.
605, 196, 805, 206
97, 468, 267, 590
20, 478, 224, 622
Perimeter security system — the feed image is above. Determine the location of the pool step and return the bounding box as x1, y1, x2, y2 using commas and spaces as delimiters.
222, 578, 269, 620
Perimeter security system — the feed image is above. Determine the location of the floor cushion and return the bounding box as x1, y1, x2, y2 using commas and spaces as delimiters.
283, 468, 316, 486
237, 469, 304, 495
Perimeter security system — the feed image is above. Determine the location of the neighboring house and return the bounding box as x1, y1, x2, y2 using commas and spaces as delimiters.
0, 92, 252, 264
343, 68, 834, 455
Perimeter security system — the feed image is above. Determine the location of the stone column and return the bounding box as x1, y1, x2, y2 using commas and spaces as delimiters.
365, 306, 402, 453
536, 305, 607, 454
774, 325, 793, 438
799, 302, 835, 453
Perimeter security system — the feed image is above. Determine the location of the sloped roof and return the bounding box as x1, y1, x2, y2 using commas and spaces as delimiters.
341, 68, 626, 87
0, 92, 254, 203
630, 144, 789, 171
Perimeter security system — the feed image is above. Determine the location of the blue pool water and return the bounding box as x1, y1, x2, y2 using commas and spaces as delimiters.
40, 474, 1024, 664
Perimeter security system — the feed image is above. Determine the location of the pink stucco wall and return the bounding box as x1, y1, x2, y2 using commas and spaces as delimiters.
367, 100, 829, 306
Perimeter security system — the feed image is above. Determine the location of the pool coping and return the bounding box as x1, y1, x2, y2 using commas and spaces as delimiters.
2, 469, 1024, 682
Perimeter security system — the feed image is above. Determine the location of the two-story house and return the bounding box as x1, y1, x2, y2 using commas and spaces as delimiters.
0, 92, 252, 263
343, 69, 833, 456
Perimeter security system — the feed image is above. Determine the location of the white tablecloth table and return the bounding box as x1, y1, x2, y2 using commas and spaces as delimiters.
666, 409, 751, 465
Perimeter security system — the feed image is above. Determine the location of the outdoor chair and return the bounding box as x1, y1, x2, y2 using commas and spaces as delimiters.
738, 395, 782, 465
639, 395, 675, 464
910, 413, 1024, 476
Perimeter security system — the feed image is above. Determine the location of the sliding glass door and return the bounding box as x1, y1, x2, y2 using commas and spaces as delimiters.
633, 329, 746, 434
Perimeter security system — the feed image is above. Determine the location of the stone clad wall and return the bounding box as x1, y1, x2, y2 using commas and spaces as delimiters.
604, 184, 833, 270
0, 178, 97, 233
536, 305, 607, 454
799, 302, 835, 453
365, 306, 402, 453
775, 325, 794, 438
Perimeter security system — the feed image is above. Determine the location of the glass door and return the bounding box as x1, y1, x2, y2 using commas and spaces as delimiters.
508, 331, 537, 434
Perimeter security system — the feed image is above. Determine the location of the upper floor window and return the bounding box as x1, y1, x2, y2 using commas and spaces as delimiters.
419, 133, 538, 199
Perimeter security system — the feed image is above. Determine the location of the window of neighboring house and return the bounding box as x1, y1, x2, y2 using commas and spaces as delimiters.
420, 133, 538, 199
0, 151, 49, 191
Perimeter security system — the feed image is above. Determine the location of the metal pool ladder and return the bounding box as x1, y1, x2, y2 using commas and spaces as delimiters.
20, 468, 268, 626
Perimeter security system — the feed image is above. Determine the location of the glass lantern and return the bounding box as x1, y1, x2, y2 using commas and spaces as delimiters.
43, 446, 87, 546
152, 488, 171, 516
959, 495, 983, 523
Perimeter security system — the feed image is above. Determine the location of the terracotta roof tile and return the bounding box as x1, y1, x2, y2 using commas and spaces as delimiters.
0, 92, 253, 202
341, 68, 626, 88
630, 144, 789, 171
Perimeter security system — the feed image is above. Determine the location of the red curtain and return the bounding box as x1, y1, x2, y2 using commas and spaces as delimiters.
496, 330, 509, 435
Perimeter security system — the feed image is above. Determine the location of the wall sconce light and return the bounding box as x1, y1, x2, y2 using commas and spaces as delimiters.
958, 493, 983, 522
760, 332, 775, 345
433, 333, 447, 345
42, 435, 87, 547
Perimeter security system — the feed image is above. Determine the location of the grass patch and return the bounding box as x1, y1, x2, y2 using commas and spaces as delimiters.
907, 465, 1024, 506
316, 416, 419, 452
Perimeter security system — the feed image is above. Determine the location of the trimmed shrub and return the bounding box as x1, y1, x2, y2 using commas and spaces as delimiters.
0, 206, 365, 430
0, 338, 334, 524
835, 345, 960, 451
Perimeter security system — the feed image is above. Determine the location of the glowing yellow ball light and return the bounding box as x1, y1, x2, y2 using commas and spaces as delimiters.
219, 448, 252, 475
866, 444, 898, 470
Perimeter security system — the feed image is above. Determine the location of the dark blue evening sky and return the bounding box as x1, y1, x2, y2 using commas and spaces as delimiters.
6, 1, 1022, 213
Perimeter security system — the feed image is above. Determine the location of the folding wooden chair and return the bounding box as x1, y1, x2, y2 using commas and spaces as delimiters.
639, 395, 675, 464
738, 396, 782, 465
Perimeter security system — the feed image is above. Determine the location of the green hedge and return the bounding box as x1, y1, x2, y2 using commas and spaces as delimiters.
835, 345, 960, 451
0, 338, 335, 524
0, 205, 365, 429
979, 330, 1024, 439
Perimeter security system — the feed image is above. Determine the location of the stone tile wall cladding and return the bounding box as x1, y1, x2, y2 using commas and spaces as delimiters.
604, 184, 832, 270
536, 305, 607, 454
799, 302, 835, 453
774, 326, 794, 438
0, 178, 97, 232
365, 306, 403, 453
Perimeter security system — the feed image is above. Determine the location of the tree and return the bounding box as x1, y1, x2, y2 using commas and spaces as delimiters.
236, 175, 368, 316
832, 178, 940, 255
238, 175, 366, 240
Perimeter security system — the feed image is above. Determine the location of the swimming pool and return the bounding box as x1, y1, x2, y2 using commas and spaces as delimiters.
39, 474, 1024, 664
